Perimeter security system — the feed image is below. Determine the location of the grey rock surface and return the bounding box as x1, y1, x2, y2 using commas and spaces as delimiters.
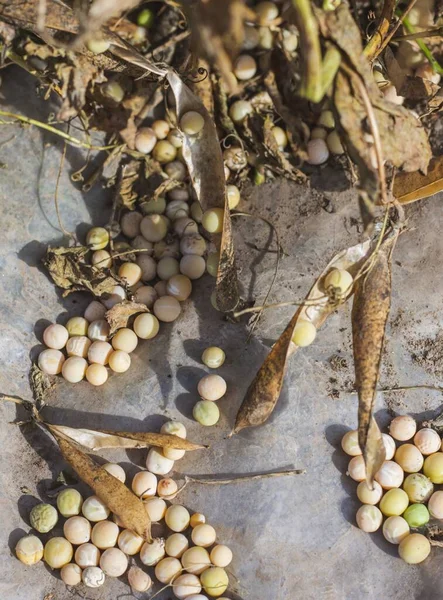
1, 67, 443, 600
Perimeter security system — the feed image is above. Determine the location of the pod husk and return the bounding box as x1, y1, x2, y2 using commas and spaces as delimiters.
47, 424, 206, 452
53, 432, 152, 542
233, 240, 372, 433
352, 232, 398, 484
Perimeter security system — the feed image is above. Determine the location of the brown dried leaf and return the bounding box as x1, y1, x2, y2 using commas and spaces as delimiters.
0, 0, 79, 34
166, 69, 239, 313
116, 161, 140, 209
105, 301, 148, 335
392, 156, 443, 205
29, 364, 53, 411
233, 240, 372, 433
48, 424, 206, 452
352, 233, 398, 484
399, 76, 440, 100
42, 246, 119, 297
317, 4, 432, 197
52, 432, 151, 541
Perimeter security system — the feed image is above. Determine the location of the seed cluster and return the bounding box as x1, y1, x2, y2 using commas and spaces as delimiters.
342, 415, 443, 564
14, 421, 233, 598
36, 110, 240, 386
192, 348, 227, 427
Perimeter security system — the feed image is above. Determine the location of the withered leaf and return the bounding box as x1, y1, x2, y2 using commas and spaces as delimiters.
233, 240, 372, 433
47, 424, 206, 452
167, 69, 239, 313
53, 432, 151, 541
352, 232, 398, 484
105, 301, 148, 335
392, 155, 443, 205
29, 364, 53, 411
42, 246, 120, 297
317, 3, 432, 201
399, 76, 440, 100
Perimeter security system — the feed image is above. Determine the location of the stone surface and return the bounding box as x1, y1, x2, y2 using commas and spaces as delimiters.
1, 67, 443, 599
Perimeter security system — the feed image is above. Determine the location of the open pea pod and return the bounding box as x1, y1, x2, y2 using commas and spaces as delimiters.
233, 239, 372, 434
167, 70, 239, 313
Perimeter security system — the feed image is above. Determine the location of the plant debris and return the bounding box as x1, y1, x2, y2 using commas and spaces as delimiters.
232, 239, 372, 434
352, 231, 398, 484
393, 155, 443, 204
105, 300, 148, 335
53, 432, 152, 542
42, 246, 121, 297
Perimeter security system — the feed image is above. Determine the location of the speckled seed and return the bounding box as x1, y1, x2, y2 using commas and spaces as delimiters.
120, 211, 143, 238
165, 161, 187, 181
153, 296, 181, 322
155, 280, 168, 297
180, 233, 207, 256
198, 374, 227, 401
414, 428, 442, 455
136, 254, 157, 282
180, 255, 206, 280
134, 285, 158, 308
118, 262, 142, 286
43, 323, 69, 349
157, 477, 179, 497
153, 140, 177, 163
88, 341, 113, 365
62, 357, 88, 383
86, 364, 108, 386
84, 301, 107, 322
133, 313, 160, 339
157, 256, 180, 280
38, 349, 65, 375
108, 350, 131, 373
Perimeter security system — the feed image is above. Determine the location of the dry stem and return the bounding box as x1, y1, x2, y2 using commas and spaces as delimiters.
0, 110, 118, 151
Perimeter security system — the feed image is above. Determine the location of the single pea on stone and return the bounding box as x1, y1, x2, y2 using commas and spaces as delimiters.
403, 503, 430, 528
193, 400, 220, 426
30, 503, 58, 533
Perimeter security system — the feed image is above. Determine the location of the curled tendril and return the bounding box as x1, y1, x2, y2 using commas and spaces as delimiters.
183, 67, 209, 84
221, 133, 246, 152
